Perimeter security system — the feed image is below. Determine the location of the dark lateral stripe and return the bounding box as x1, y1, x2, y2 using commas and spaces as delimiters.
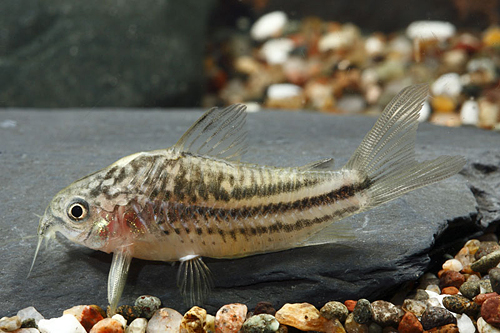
158, 178, 370, 236
160, 204, 358, 239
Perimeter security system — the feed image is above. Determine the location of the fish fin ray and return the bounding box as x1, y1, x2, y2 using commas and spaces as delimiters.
108, 248, 133, 315
173, 104, 248, 161
298, 158, 335, 171
177, 255, 213, 306
301, 219, 356, 246
343, 84, 466, 207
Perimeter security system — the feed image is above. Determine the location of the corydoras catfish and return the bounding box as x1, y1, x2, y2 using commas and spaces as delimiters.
31, 84, 465, 312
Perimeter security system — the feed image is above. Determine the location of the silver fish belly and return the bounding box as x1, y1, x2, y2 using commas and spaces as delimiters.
31, 84, 466, 312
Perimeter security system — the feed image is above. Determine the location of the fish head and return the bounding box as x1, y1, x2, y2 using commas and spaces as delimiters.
38, 175, 122, 248
30, 174, 118, 275
38, 179, 116, 251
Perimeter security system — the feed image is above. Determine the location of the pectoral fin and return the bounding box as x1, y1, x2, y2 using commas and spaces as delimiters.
177, 255, 214, 306
108, 247, 132, 315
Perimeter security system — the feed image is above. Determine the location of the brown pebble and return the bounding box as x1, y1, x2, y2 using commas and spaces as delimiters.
474, 292, 499, 305
441, 287, 459, 295
439, 271, 465, 289
398, 312, 423, 333
254, 302, 276, 316
475, 241, 500, 260
116, 305, 141, 324
481, 296, 500, 328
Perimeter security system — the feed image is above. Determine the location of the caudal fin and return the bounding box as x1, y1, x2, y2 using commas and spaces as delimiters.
343, 84, 466, 208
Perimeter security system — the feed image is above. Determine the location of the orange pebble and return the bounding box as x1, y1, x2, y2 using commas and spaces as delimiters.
344, 300, 357, 312
483, 27, 500, 47
441, 286, 460, 295
431, 95, 456, 113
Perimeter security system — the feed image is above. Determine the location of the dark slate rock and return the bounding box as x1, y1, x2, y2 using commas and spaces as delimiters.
0, 0, 215, 107
1, 109, 499, 318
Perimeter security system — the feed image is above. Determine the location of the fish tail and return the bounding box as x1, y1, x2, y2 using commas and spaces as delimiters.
343, 84, 465, 209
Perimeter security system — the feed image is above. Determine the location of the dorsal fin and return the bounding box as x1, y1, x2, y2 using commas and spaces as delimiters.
173, 104, 248, 161
298, 158, 335, 171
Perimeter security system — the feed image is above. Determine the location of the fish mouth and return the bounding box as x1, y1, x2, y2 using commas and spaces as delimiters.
28, 209, 58, 277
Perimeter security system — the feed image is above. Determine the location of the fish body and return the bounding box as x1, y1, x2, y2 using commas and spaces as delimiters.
32, 84, 466, 311
54, 150, 365, 261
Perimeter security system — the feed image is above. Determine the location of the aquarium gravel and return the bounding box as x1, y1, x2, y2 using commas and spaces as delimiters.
204, 13, 500, 131
3, 234, 500, 332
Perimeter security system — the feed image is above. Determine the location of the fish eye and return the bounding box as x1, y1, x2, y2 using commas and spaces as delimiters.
67, 200, 89, 221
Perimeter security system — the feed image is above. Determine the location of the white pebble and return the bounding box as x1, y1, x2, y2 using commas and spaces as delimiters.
17, 306, 45, 325
479, 99, 500, 128
126, 318, 148, 333
406, 20, 456, 41
267, 83, 302, 100
425, 284, 441, 295
0, 316, 21, 331
388, 36, 413, 59
365, 36, 385, 56
361, 68, 379, 85
250, 11, 287, 41
205, 314, 215, 333
442, 258, 464, 272
478, 317, 500, 333
467, 58, 496, 74
418, 100, 431, 122
337, 95, 366, 114
146, 308, 183, 333
112, 314, 127, 328
460, 99, 479, 126
242, 102, 261, 113
318, 24, 358, 52
431, 73, 462, 97
38, 314, 86, 333
425, 290, 446, 307
456, 314, 476, 333
260, 38, 294, 64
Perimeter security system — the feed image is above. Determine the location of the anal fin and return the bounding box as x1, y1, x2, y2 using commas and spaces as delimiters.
177, 255, 214, 306
301, 219, 356, 247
